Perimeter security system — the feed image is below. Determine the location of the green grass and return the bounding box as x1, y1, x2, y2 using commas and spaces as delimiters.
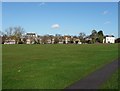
2, 44, 118, 89
101, 69, 119, 89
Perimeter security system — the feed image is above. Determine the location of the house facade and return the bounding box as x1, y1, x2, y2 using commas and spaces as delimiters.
115, 38, 120, 43
63, 35, 81, 44
26, 33, 37, 44
103, 35, 115, 43
64, 35, 71, 44
4, 39, 16, 44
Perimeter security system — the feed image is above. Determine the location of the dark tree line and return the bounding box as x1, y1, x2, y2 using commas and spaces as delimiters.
79, 30, 104, 44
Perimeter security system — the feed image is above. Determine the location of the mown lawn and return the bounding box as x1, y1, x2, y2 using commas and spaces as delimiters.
2, 44, 118, 89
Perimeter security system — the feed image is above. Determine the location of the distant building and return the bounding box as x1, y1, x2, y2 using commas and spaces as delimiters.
26, 33, 37, 44
26, 33, 37, 37
63, 35, 81, 44
115, 38, 120, 43
26, 39, 31, 44
4, 39, 16, 44
73, 38, 81, 44
103, 35, 115, 43
64, 35, 71, 44
84, 36, 92, 44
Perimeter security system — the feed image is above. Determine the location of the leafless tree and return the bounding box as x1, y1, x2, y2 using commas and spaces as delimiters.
5, 27, 14, 37
3, 26, 25, 44
41, 35, 48, 44
79, 32, 86, 43
13, 26, 25, 44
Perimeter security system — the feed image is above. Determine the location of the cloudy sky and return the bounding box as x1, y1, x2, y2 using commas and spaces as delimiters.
2, 2, 118, 37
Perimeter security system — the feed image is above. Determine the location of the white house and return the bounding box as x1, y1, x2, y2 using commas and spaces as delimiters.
103, 35, 115, 43
26, 32, 37, 37
4, 39, 16, 44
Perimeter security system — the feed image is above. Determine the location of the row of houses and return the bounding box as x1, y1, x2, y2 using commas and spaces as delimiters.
1, 33, 81, 44
25, 33, 82, 44
1, 32, 117, 44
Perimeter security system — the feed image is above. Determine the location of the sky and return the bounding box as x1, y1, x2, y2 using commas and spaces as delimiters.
2, 0, 120, 2
2, 2, 118, 37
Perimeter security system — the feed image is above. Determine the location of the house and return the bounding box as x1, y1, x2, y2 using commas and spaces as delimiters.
26, 39, 31, 44
63, 35, 81, 44
85, 36, 92, 41
25, 33, 37, 44
74, 38, 81, 44
64, 35, 71, 44
115, 38, 120, 43
47, 39, 52, 44
84, 36, 92, 44
4, 39, 16, 44
103, 35, 115, 43
58, 37, 64, 44
72, 37, 81, 44
26, 33, 37, 37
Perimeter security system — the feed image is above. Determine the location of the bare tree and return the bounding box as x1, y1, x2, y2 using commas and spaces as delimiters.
41, 35, 48, 44
13, 26, 25, 44
3, 26, 25, 44
0, 31, 4, 36
79, 32, 86, 43
5, 27, 14, 37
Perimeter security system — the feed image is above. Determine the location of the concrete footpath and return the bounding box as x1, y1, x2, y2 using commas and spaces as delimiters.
65, 59, 119, 89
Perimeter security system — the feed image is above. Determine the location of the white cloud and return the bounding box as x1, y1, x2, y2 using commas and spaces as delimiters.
103, 10, 109, 15
51, 24, 60, 29
38, 2, 45, 6
104, 21, 111, 24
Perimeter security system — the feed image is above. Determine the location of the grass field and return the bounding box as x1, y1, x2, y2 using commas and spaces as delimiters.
2, 44, 118, 89
101, 69, 119, 89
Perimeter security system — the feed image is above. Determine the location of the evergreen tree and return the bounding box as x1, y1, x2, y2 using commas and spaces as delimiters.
98, 30, 104, 43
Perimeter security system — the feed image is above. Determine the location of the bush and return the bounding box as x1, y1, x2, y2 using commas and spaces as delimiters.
18, 41, 24, 44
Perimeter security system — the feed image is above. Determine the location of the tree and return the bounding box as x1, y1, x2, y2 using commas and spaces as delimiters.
3, 26, 25, 44
41, 35, 48, 44
33, 38, 38, 44
79, 32, 86, 43
91, 30, 98, 43
49, 35, 54, 44
5, 27, 14, 37
1, 34, 7, 44
70, 37, 74, 44
54, 34, 61, 44
98, 30, 104, 43
1, 27, 14, 44
22, 38, 27, 44
54, 37, 59, 44
13, 26, 25, 44
0, 31, 4, 36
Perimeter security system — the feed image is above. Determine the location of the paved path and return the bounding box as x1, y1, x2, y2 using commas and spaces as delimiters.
65, 59, 119, 89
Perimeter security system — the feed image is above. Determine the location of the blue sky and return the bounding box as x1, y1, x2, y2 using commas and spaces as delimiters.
2, 2, 118, 37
